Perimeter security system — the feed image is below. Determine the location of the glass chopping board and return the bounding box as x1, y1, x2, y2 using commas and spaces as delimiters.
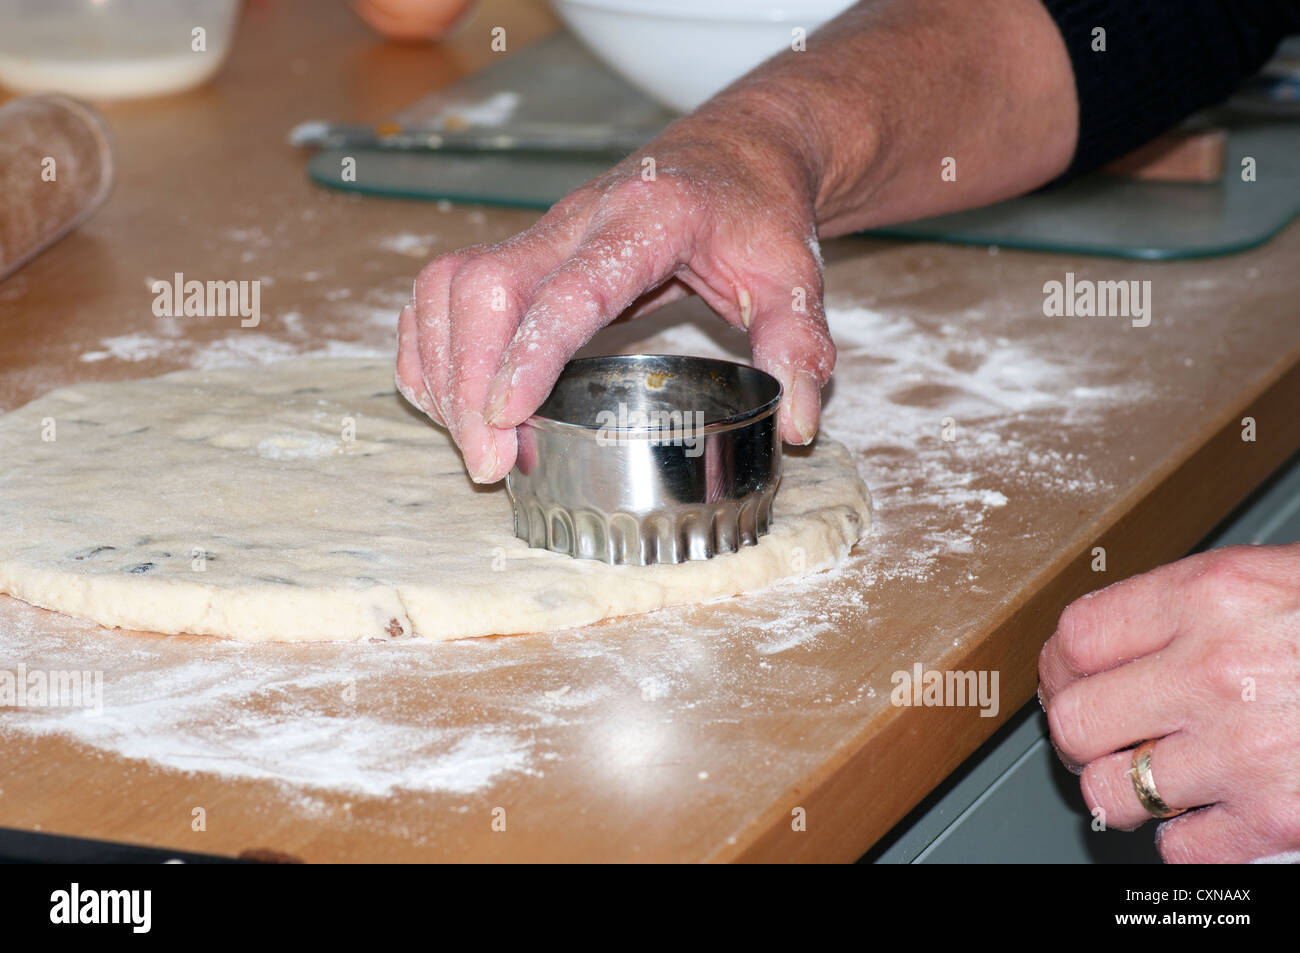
307, 33, 1300, 261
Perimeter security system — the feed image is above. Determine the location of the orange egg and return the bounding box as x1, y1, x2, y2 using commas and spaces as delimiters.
350, 0, 476, 41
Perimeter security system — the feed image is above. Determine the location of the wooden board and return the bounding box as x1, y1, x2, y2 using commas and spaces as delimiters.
1, 0, 1298, 863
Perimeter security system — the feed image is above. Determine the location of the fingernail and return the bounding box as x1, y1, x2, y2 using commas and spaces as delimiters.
459, 410, 500, 483
737, 287, 753, 328
790, 369, 821, 444
484, 373, 510, 426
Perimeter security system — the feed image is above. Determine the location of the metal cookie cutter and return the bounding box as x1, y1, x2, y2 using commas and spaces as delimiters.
506, 354, 782, 566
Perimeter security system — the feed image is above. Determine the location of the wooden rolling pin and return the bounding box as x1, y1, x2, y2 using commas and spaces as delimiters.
0, 95, 115, 281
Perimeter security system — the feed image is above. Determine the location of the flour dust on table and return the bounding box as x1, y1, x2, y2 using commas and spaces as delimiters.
0, 359, 871, 641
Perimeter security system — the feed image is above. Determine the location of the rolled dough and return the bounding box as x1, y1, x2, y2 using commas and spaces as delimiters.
0, 359, 871, 641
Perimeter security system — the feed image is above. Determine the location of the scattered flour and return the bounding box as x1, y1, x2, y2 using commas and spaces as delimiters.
0, 606, 539, 797
80, 333, 172, 364
255, 431, 341, 461
79, 332, 390, 369
377, 233, 437, 258
612, 300, 1131, 589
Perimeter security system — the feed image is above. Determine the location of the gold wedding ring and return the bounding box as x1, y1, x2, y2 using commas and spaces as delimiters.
1129, 739, 1188, 819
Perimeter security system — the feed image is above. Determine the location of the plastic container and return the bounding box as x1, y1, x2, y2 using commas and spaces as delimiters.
0, 0, 241, 100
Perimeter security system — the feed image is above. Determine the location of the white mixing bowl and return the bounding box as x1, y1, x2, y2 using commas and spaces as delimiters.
550, 0, 856, 113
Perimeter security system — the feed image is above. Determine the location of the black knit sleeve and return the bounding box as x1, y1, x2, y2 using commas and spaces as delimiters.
1038, 0, 1300, 179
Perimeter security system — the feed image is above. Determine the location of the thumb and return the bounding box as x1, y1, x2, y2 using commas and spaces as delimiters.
742, 260, 835, 445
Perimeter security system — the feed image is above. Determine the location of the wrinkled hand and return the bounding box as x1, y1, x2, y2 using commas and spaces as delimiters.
395, 120, 835, 482
1039, 543, 1300, 863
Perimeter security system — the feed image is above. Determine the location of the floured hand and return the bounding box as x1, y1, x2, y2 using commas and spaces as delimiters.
395, 117, 834, 483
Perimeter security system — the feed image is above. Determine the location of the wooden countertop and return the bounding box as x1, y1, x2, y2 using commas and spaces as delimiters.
2, 0, 1298, 863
